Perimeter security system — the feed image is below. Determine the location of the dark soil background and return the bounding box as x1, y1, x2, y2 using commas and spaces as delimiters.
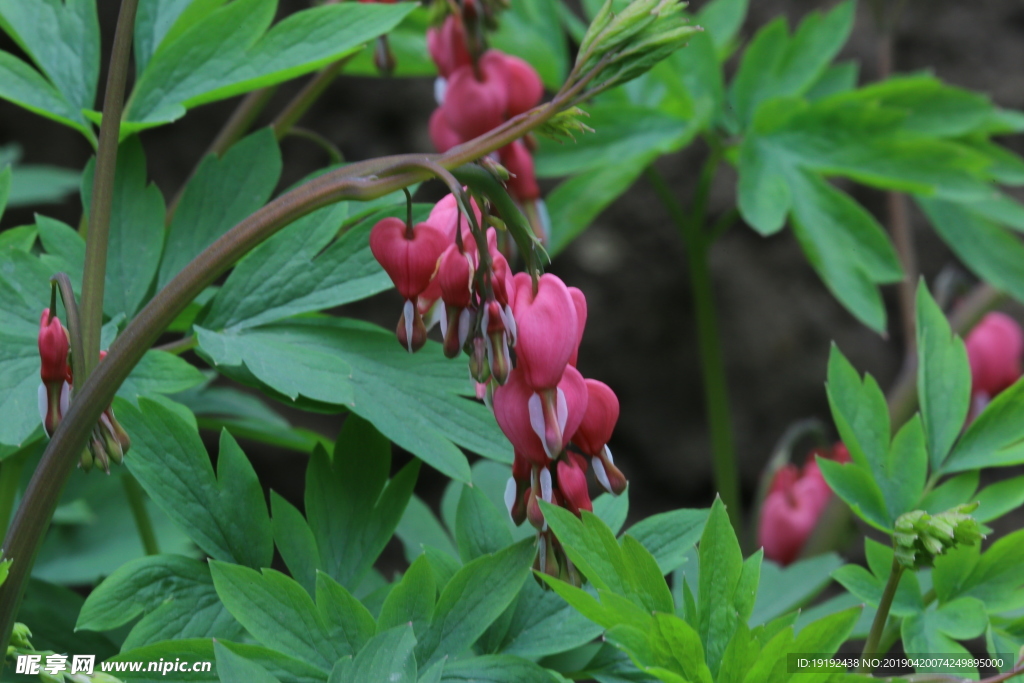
3, 0, 1024, 566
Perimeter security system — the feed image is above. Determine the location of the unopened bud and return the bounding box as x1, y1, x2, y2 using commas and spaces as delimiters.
443, 306, 464, 359
469, 336, 490, 383
592, 445, 627, 495
526, 488, 544, 530
479, 156, 510, 181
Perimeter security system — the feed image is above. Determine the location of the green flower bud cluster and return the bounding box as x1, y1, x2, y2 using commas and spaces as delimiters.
893, 503, 985, 570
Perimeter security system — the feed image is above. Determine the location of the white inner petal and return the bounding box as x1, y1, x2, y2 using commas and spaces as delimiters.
540, 467, 553, 503
604, 444, 615, 465
434, 77, 447, 105
556, 388, 568, 439
59, 381, 70, 415
593, 456, 612, 494
528, 393, 548, 456
403, 300, 415, 353
458, 308, 473, 348
37, 384, 48, 432
504, 477, 518, 520
436, 301, 448, 337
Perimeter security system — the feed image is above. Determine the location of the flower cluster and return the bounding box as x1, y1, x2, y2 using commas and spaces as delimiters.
427, 14, 543, 204
370, 191, 624, 585
37, 309, 129, 472
757, 442, 849, 565
965, 311, 1022, 417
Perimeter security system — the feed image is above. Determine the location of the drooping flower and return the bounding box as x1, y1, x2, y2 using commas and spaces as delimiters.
492, 364, 588, 465
572, 379, 626, 495
557, 452, 592, 515
441, 52, 509, 141
509, 272, 579, 390
492, 52, 544, 117
427, 15, 472, 78
499, 141, 540, 201
37, 309, 69, 436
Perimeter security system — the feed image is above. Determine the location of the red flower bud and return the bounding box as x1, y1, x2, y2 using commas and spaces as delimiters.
38, 309, 69, 385
572, 379, 619, 457
966, 312, 1023, 400
557, 453, 592, 516
498, 141, 540, 201
438, 243, 475, 310
493, 52, 543, 117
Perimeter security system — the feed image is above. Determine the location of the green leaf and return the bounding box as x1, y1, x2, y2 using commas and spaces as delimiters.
215, 640, 282, 683
158, 128, 281, 290
792, 604, 861, 656
195, 318, 511, 480
125, 0, 415, 132
696, 0, 748, 57
916, 282, 972, 469
919, 196, 1024, 310
729, 1, 854, 129
832, 540, 924, 617
535, 104, 694, 178
439, 655, 562, 683
200, 201, 392, 332
110, 639, 326, 683
974, 475, 1024, 523
942, 377, 1024, 472
134, 0, 228, 78
210, 561, 340, 672
854, 75, 996, 137
593, 489, 630, 536
0, 51, 93, 136
415, 539, 536, 666
305, 416, 419, 587
5, 160, 80, 207
119, 398, 273, 567
317, 571, 378, 657
488, 578, 603, 659
697, 497, 744, 677
901, 598, 988, 676
921, 471, 979, 514
490, 0, 568, 89
456, 484, 514, 562
0, 0, 98, 136
16, 579, 120, 660
749, 553, 843, 626
540, 504, 632, 595
545, 153, 653, 256
949, 529, 1024, 612
117, 350, 207, 403
77, 554, 242, 649
269, 491, 321, 596
81, 137, 166, 317
346, 625, 418, 683
396, 494, 459, 563
378, 555, 436, 639
788, 170, 903, 331
622, 534, 675, 614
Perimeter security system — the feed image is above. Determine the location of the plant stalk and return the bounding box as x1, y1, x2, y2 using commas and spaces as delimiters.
0, 453, 27, 538
122, 473, 159, 556
646, 161, 741, 532
859, 559, 904, 672
78, 0, 140, 384
272, 57, 351, 139
0, 82, 575, 652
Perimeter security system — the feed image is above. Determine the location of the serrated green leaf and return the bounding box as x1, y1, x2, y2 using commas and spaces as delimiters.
158, 128, 281, 290
916, 282, 972, 470
921, 472, 979, 514
125, 0, 415, 132
396, 494, 459, 563
316, 571, 378, 657
901, 598, 987, 676
119, 398, 273, 567
6, 160, 80, 207
696, 0, 748, 57
440, 654, 562, 683
305, 415, 418, 588
134, 0, 228, 77
345, 625, 418, 683
974, 475, 1024, 523
0, 52, 92, 136
195, 318, 511, 480
489, 577, 604, 659
490, 0, 568, 89
941, 376, 1024, 473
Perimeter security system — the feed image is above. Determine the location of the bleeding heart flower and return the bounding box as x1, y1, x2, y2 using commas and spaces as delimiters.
572, 379, 618, 456
499, 141, 540, 201
38, 309, 69, 385
966, 312, 1023, 402
427, 15, 472, 78
510, 272, 579, 390
758, 471, 831, 566
441, 52, 509, 140
369, 217, 449, 301
427, 192, 481, 243
567, 287, 587, 367
493, 365, 588, 466
429, 108, 465, 153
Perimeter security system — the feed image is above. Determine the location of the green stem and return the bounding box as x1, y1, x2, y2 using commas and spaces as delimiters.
78, 0, 139, 384
646, 159, 741, 531
121, 474, 159, 556
285, 127, 344, 164
858, 559, 904, 673
0, 79, 576, 652
0, 453, 27, 538
153, 335, 197, 356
